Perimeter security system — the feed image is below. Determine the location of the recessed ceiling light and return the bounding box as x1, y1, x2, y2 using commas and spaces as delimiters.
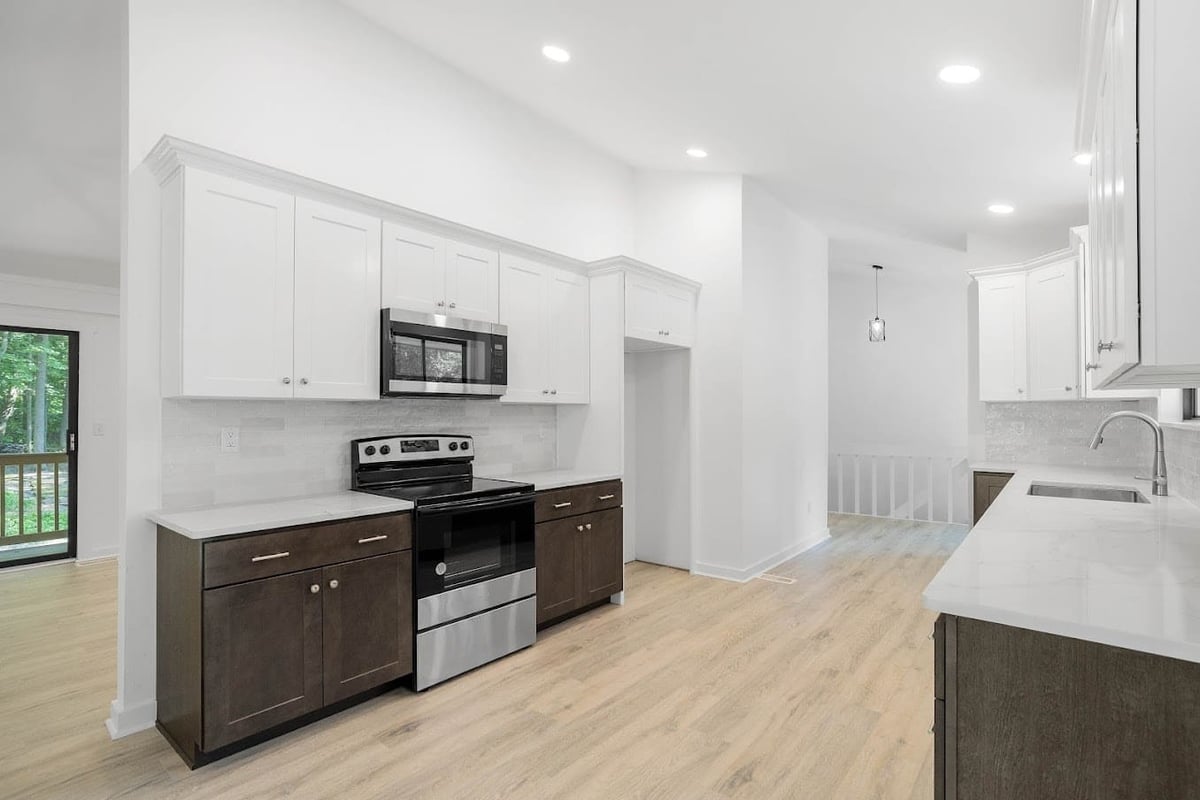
1073, 152, 1094, 166
988, 203, 1015, 215
685, 147, 708, 159
939, 64, 981, 85
542, 44, 571, 63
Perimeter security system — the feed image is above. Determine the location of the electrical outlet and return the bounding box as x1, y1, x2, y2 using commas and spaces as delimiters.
220, 427, 240, 453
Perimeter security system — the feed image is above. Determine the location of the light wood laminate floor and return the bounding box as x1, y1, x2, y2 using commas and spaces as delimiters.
0, 514, 965, 800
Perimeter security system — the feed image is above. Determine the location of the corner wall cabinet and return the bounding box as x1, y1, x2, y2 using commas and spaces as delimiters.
156, 513, 413, 767
1079, 0, 1200, 387
973, 252, 1080, 402
159, 167, 381, 400
533, 480, 624, 627
498, 254, 590, 404
381, 222, 499, 324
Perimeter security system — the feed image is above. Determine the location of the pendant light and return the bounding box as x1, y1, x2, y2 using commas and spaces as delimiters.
868, 264, 886, 342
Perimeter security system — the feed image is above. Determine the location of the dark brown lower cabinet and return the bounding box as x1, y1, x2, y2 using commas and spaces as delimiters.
202, 569, 324, 750
934, 613, 1200, 799
322, 552, 412, 704
157, 513, 414, 767
534, 482, 624, 628
971, 471, 1013, 525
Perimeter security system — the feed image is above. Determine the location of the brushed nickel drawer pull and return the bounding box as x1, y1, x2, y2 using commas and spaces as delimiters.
553, 502, 573, 509
577, 524, 585, 532
251, 551, 290, 562
585, 523, 592, 530
598, 494, 616, 501
358, 535, 388, 544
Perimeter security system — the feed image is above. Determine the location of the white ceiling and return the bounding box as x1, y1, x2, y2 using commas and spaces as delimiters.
340, 0, 1089, 250
0, 0, 122, 285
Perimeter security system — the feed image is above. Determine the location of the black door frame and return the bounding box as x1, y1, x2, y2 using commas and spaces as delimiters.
0, 324, 80, 568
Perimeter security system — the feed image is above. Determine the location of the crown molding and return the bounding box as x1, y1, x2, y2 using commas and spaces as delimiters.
587, 255, 703, 292
0, 272, 120, 316
144, 135, 599, 275
968, 247, 1077, 280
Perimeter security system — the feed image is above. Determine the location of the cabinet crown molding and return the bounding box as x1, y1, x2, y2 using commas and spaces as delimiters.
968, 247, 1077, 280
144, 135, 591, 275
587, 255, 702, 292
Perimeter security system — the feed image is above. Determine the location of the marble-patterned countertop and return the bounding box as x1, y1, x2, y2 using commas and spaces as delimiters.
482, 468, 623, 491
149, 492, 414, 540
924, 462, 1200, 663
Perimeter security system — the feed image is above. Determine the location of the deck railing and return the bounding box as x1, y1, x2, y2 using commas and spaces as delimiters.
830, 452, 970, 526
0, 452, 70, 543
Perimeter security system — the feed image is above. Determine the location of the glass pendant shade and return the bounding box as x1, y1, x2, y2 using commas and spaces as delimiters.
868, 264, 886, 342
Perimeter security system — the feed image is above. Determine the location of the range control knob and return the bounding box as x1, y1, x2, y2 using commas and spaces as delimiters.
449, 442, 459, 451
379, 444, 391, 456
364, 445, 376, 456
460, 441, 470, 451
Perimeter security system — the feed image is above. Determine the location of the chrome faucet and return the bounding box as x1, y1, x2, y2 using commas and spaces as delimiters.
1089, 411, 1169, 497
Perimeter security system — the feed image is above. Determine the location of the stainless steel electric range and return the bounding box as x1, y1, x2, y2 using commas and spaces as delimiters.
350, 434, 535, 690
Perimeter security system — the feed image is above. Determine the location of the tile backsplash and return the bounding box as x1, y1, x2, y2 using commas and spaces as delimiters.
161, 398, 557, 510
1164, 425, 1200, 507
984, 399, 1160, 469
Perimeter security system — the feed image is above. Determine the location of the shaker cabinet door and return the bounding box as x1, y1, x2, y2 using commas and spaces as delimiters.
1026, 259, 1079, 401
976, 274, 1028, 402
202, 569, 324, 750
178, 169, 296, 398
293, 198, 381, 400
382, 222, 446, 316
579, 508, 623, 604
499, 255, 550, 403
535, 518, 581, 625
321, 552, 412, 704
547, 268, 591, 404
445, 240, 499, 323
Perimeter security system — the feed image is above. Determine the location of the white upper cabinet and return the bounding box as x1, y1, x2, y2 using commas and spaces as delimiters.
976, 272, 1028, 402
624, 274, 696, 349
1026, 260, 1080, 401
161, 168, 381, 400
445, 241, 499, 322
164, 168, 296, 399
1080, 0, 1200, 387
546, 269, 590, 404
293, 198, 381, 400
498, 254, 589, 404
381, 222, 498, 323
381, 223, 444, 316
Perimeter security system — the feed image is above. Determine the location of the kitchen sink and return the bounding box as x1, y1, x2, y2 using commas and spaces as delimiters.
1027, 482, 1149, 504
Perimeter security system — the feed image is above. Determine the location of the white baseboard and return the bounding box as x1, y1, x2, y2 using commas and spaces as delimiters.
106, 698, 156, 740
693, 527, 831, 584
76, 549, 118, 564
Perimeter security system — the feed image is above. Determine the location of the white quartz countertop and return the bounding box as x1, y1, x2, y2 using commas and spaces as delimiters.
149, 492, 413, 540
483, 468, 622, 491
924, 462, 1200, 663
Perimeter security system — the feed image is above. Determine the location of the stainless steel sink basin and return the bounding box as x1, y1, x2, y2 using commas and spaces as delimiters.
1027, 482, 1149, 504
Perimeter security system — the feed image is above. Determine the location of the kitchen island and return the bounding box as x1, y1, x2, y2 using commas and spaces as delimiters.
924, 463, 1200, 799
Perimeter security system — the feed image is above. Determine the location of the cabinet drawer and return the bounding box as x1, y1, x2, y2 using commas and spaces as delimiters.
535, 480, 623, 522
203, 514, 412, 588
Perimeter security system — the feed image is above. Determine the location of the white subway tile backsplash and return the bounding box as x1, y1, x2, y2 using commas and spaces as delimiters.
161, 398, 556, 510
984, 399, 1159, 469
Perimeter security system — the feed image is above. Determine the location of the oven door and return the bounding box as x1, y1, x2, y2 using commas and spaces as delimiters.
414, 493, 535, 601
382, 310, 508, 397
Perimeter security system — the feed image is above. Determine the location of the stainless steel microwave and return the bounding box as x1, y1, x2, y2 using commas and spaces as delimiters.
380, 309, 508, 397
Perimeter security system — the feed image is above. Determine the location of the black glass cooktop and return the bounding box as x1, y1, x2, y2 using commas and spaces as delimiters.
358, 476, 532, 506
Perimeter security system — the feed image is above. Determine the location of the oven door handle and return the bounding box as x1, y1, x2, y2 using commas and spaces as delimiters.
416, 493, 534, 515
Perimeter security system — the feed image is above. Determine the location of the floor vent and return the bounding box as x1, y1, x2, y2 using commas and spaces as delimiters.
756, 573, 797, 585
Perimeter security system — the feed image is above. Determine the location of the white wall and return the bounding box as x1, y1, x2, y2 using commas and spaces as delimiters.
827, 265, 970, 457
0, 273, 121, 561
632, 172, 745, 573
114, 0, 640, 738
741, 180, 830, 570
127, 0, 635, 262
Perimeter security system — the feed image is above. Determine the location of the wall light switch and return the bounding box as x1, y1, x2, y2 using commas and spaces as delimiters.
92, 422, 105, 437
220, 427, 240, 453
